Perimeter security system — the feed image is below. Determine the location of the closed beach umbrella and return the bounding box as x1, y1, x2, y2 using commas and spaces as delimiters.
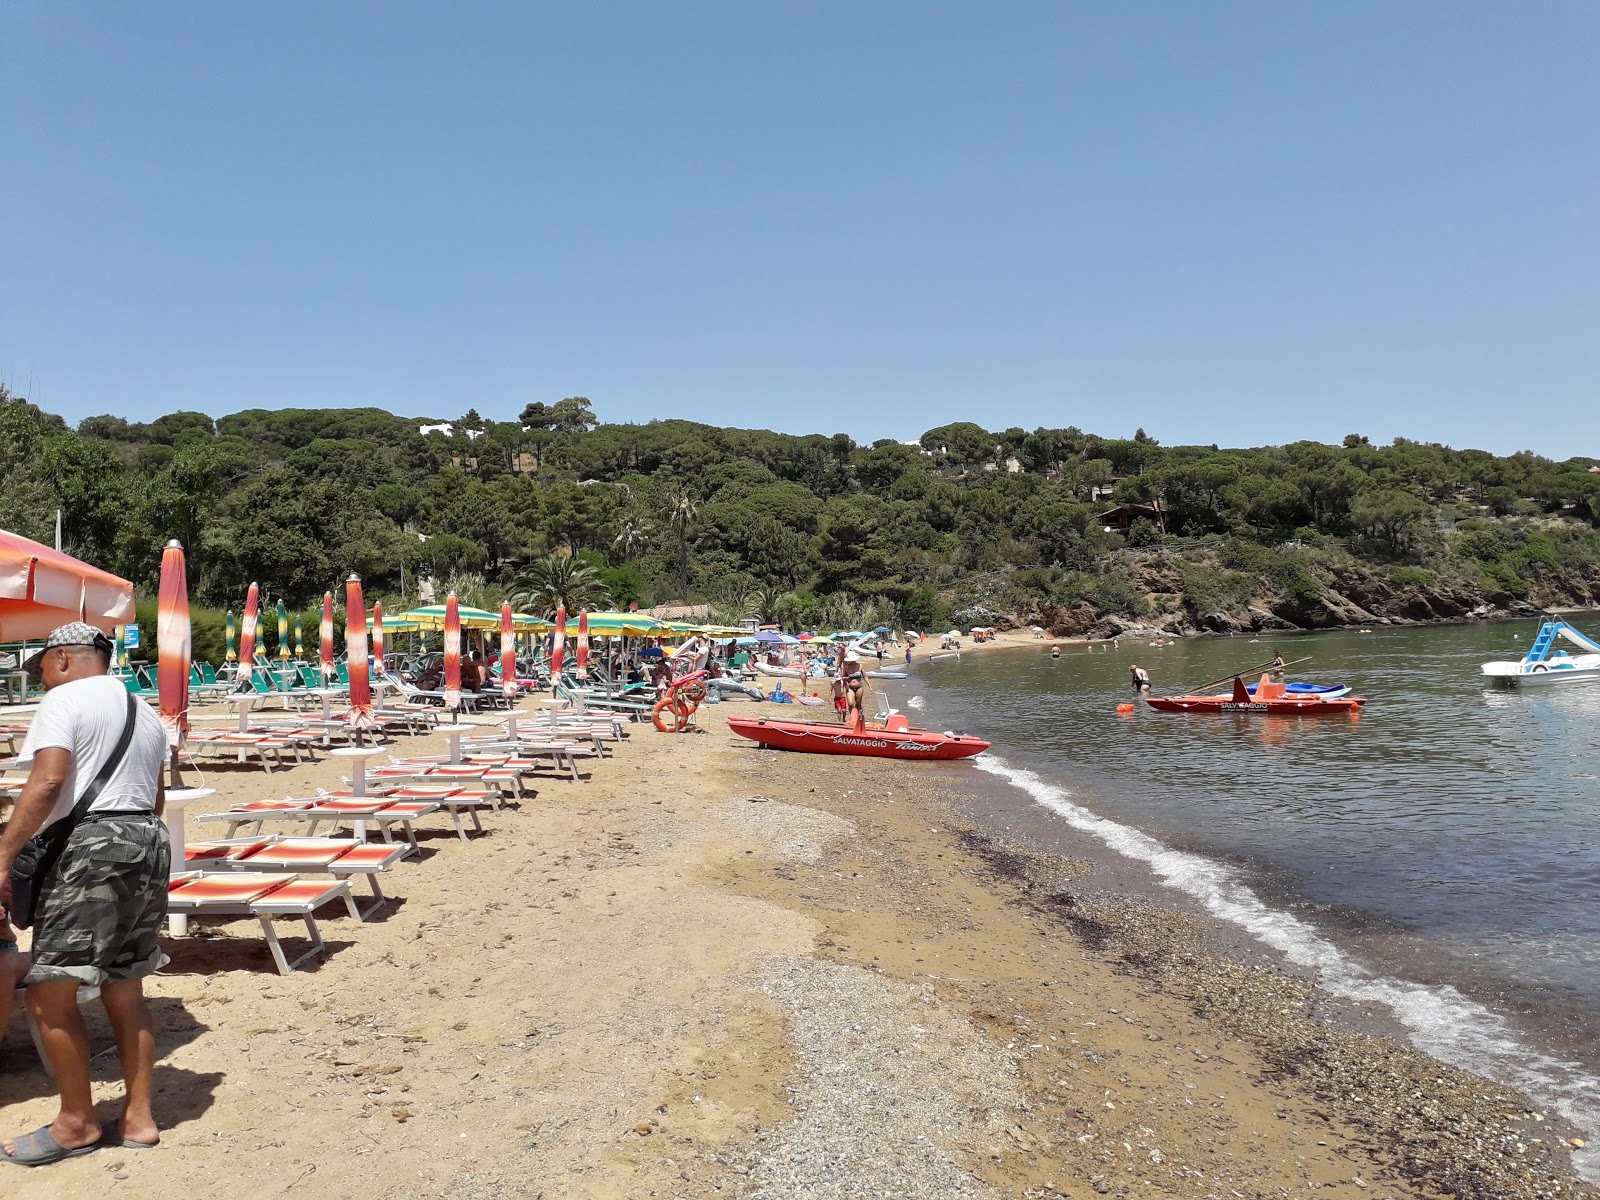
576, 609, 590, 680
156, 539, 190, 767
294, 614, 304, 659
277, 599, 289, 661
239, 583, 260, 684
225, 609, 237, 662
550, 603, 567, 683
115, 625, 128, 670
500, 601, 517, 696
371, 601, 387, 675
443, 591, 462, 710
320, 591, 335, 682
344, 574, 374, 728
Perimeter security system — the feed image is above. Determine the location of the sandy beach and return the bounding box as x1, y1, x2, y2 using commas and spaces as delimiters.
0, 696, 1592, 1200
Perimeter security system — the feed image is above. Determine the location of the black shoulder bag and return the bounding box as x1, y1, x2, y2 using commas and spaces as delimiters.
7, 692, 140, 930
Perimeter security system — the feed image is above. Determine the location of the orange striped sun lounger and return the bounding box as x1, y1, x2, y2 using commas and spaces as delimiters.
167, 871, 362, 974
197, 799, 439, 849
186, 836, 411, 919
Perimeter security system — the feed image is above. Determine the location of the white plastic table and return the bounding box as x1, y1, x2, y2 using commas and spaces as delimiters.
164, 786, 216, 934
225, 693, 256, 733
330, 746, 381, 798
330, 746, 383, 840
439, 725, 471, 764
307, 688, 344, 722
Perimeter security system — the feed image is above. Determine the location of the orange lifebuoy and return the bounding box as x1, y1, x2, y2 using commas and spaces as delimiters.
652, 675, 707, 732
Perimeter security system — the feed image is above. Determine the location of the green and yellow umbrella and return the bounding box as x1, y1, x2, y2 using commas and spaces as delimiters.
398, 604, 502, 630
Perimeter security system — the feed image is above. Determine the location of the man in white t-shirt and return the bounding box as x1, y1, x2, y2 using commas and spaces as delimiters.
0, 623, 170, 1165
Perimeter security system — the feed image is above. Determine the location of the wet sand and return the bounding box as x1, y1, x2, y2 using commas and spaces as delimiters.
0, 700, 1591, 1199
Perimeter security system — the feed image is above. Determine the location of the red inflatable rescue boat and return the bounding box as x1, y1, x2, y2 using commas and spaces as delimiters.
1145, 673, 1366, 715
726, 714, 991, 760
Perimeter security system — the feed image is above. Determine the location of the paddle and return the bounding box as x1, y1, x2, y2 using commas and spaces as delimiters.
1157, 656, 1313, 698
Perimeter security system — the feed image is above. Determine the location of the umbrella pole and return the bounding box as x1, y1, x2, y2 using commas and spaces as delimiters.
168, 746, 185, 790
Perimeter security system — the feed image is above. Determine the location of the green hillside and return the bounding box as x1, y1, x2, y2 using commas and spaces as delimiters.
4, 385, 1598, 635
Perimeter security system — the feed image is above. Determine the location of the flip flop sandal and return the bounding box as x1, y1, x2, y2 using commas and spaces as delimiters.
96, 1122, 158, 1150
0, 1126, 100, 1166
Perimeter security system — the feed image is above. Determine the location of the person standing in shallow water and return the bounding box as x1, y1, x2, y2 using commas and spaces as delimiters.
1130, 664, 1151, 693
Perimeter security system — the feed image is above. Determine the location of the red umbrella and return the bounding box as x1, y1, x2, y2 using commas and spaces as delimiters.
576, 609, 590, 680
238, 582, 260, 685
344, 574, 374, 729
444, 591, 462, 710
500, 601, 517, 697
550, 603, 567, 684
371, 601, 387, 675
0, 527, 134, 640
320, 591, 335, 682
156, 539, 190, 773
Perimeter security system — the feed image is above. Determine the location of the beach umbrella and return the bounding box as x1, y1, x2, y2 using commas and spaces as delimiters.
0, 527, 135, 640
576, 609, 590, 680
397, 603, 502, 630
371, 602, 387, 675
294, 614, 304, 659
344, 574, 374, 729
156, 539, 191, 779
115, 625, 128, 670
500, 601, 517, 696
550, 603, 567, 683
754, 630, 784, 644
320, 591, 335, 682
225, 610, 237, 662
443, 591, 462, 710
238, 583, 260, 684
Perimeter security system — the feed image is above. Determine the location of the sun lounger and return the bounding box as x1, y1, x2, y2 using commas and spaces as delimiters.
166, 871, 361, 974
186, 836, 410, 919
196, 798, 438, 848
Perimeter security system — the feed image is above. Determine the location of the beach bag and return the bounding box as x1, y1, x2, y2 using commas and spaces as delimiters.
8, 692, 138, 929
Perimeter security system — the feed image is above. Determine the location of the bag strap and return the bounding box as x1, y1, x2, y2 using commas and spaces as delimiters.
57, 691, 141, 834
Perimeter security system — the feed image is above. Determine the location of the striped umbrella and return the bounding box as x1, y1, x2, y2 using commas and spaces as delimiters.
114, 625, 128, 670
500, 601, 517, 697
225, 609, 236, 662
320, 591, 335, 683
239, 582, 260, 684
576, 608, 590, 680
443, 591, 462, 710
371, 601, 387, 675
344, 574, 374, 729
294, 614, 304, 659
550, 603, 567, 685
156, 539, 191, 776
276, 598, 289, 662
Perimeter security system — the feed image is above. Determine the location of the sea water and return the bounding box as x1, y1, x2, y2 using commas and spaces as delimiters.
894, 620, 1600, 1178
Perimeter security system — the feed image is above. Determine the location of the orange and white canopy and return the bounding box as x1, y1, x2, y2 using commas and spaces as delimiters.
0, 528, 134, 641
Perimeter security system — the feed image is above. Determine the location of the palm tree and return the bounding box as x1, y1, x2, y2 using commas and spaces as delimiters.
612, 518, 651, 561
509, 554, 612, 616
748, 583, 788, 626
664, 489, 698, 597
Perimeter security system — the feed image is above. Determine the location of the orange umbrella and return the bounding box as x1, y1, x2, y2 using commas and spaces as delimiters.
344, 574, 374, 729
0, 527, 134, 640
156, 539, 190, 771
238, 582, 260, 685
550, 603, 567, 683
500, 601, 517, 697
443, 591, 462, 710
320, 591, 335, 683
576, 609, 590, 680
371, 601, 387, 675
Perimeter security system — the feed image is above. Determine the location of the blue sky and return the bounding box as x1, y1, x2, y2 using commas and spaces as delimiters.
4, 2, 1597, 457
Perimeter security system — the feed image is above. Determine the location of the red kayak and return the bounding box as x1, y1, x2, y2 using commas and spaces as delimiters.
726, 714, 991, 760
1145, 674, 1366, 715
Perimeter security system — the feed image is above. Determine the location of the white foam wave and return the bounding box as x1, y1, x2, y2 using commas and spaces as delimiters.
974, 752, 1600, 1180
907, 695, 925, 710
